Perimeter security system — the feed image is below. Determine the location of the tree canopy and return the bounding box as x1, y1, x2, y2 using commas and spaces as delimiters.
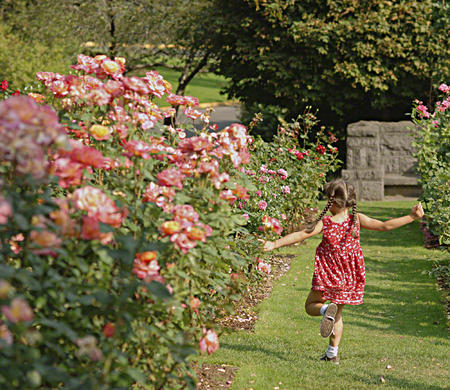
0, 0, 213, 92
206, 0, 450, 133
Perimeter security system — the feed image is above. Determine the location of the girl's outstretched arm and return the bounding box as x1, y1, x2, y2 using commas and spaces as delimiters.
259, 220, 323, 251
358, 203, 424, 232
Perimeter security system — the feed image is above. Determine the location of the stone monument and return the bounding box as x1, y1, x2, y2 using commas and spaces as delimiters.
342, 121, 421, 201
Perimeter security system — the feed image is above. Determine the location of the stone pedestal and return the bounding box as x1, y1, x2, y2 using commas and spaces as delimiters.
342, 121, 420, 201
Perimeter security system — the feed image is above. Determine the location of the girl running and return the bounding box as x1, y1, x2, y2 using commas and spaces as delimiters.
260, 179, 424, 364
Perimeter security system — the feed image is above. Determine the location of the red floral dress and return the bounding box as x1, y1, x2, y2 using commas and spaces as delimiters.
311, 214, 365, 305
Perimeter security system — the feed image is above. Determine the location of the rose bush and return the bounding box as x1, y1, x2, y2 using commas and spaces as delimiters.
0, 54, 341, 389
412, 84, 450, 251
241, 109, 341, 235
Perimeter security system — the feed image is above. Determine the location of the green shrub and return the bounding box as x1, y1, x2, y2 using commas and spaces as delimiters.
0, 54, 341, 389
412, 84, 450, 250
241, 109, 341, 235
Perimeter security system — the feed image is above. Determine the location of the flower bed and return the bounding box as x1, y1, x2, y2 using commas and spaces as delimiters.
0, 54, 339, 389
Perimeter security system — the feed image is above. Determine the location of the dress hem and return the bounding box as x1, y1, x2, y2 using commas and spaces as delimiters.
311, 286, 364, 306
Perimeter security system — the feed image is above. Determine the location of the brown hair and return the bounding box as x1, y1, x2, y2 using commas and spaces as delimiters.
305, 179, 358, 238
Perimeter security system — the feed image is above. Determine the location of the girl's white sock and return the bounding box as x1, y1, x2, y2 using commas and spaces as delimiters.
326, 345, 339, 358
320, 304, 329, 316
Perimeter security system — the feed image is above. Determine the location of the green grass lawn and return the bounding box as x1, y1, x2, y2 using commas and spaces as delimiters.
130, 66, 231, 107
202, 201, 449, 390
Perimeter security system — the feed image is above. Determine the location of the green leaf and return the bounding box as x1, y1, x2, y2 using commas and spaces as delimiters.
126, 368, 147, 383
147, 281, 173, 300
14, 213, 29, 230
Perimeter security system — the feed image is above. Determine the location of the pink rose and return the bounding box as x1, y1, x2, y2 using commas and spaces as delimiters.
416, 104, 430, 118
199, 330, 219, 355
185, 107, 202, 120
157, 169, 185, 189
258, 201, 267, 210
282, 186, 291, 194
0, 197, 12, 225
439, 84, 449, 94
278, 169, 288, 177
1, 298, 34, 323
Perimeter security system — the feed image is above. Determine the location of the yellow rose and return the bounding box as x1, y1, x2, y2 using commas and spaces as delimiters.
90, 124, 111, 141
101, 60, 121, 76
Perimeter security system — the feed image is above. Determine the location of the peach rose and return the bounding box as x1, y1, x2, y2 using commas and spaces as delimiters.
159, 221, 182, 236
90, 125, 111, 141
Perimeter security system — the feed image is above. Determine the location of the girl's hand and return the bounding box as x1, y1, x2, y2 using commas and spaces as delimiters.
410, 202, 424, 220
257, 238, 276, 252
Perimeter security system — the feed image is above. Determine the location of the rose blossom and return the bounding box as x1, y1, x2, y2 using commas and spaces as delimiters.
171, 204, 199, 225
1, 79, 8, 91
100, 59, 123, 79
0, 323, 13, 347
184, 95, 199, 107
232, 184, 250, 200
159, 221, 182, 236
242, 213, 249, 221
90, 124, 111, 141
132, 252, 160, 280
0, 280, 11, 299
171, 232, 197, 254
199, 329, 219, 354
1, 298, 34, 323
190, 297, 201, 314
0, 197, 12, 225
75, 336, 103, 362
220, 190, 238, 205
258, 200, 268, 210
278, 168, 288, 178
282, 186, 291, 194
186, 227, 207, 242
256, 261, 271, 274
166, 94, 186, 106
416, 103, 430, 118
102, 322, 115, 338
70, 145, 105, 168
185, 107, 202, 120
163, 108, 176, 118
157, 169, 185, 189
439, 84, 449, 94
73, 186, 123, 228
316, 145, 326, 155
30, 230, 62, 251
259, 165, 268, 173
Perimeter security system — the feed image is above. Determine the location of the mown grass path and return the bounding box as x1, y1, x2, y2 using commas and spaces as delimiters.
203, 201, 449, 390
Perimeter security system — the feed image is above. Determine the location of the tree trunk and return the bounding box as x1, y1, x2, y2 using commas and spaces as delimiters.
108, 1, 118, 58
169, 50, 210, 122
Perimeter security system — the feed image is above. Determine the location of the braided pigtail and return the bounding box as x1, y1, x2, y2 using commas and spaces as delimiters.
351, 202, 358, 238
305, 198, 333, 233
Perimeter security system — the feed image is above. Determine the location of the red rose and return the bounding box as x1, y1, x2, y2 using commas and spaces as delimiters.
102, 322, 115, 338
316, 145, 326, 155
0, 79, 8, 91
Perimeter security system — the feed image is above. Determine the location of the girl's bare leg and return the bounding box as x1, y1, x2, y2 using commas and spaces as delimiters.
304, 289, 326, 316
305, 290, 346, 345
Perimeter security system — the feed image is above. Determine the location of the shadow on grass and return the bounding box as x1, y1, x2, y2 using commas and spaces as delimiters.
343, 254, 448, 339
354, 373, 447, 390
290, 253, 447, 340
218, 341, 289, 362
